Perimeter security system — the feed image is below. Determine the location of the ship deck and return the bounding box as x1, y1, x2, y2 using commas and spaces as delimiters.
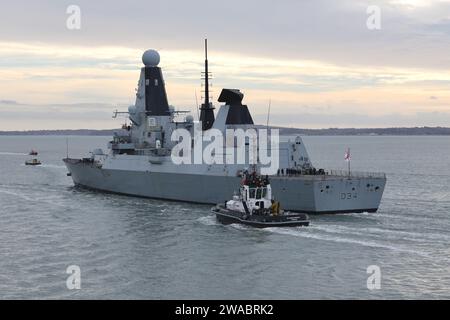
273, 169, 386, 181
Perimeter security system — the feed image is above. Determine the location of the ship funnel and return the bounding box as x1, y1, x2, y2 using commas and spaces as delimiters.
141, 49, 170, 116
199, 39, 215, 130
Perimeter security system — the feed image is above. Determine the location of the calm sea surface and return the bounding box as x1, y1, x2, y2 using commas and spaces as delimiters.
0, 135, 449, 299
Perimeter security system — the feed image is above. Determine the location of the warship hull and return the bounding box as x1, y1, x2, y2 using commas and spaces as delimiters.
64, 159, 386, 214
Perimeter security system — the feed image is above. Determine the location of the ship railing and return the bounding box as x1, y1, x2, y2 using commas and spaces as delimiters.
134, 148, 170, 156
134, 149, 153, 156
326, 169, 386, 179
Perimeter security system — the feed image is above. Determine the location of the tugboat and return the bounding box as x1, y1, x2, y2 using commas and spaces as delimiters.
212, 170, 310, 228
25, 158, 41, 166
29, 149, 38, 155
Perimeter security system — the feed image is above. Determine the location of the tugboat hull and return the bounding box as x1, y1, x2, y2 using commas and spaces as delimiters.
25, 160, 41, 166
212, 205, 309, 228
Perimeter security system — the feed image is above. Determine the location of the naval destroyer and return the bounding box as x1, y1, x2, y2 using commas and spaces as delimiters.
63, 41, 386, 213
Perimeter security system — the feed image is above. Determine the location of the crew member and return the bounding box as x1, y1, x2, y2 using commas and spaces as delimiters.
270, 200, 280, 215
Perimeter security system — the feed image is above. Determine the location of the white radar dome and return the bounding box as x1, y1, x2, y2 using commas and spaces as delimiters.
142, 49, 160, 67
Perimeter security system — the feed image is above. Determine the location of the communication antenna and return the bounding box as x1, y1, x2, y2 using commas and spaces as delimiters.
66, 137, 69, 159
195, 90, 200, 120
112, 109, 130, 118
266, 99, 272, 129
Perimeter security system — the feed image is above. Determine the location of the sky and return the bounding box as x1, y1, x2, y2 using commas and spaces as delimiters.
0, 0, 450, 130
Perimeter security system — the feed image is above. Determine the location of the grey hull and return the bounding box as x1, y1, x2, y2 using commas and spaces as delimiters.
64, 159, 386, 214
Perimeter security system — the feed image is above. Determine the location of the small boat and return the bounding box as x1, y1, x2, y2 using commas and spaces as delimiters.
29, 150, 38, 155
25, 158, 42, 166
212, 170, 310, 228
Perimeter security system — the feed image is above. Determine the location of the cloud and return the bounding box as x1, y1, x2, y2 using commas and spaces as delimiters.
253, 111, 450, 128
1, 98, 449, 130
0, 0, 449, 69
1, 41, 450, 129
0, 1, 450, 129
0, 100, 121, 130
0, 99, 19, 105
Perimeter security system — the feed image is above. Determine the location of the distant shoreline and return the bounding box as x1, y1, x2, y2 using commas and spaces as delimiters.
0, 126, 450, 136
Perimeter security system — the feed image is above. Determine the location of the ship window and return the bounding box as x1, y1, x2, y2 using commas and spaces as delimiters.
154, 79, 158, 86
261, 187, 267, 198
256, 188, 262, 199
249, 188, 256, 199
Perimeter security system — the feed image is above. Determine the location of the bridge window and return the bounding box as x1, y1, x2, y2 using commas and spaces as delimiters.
261, 187, 267, 198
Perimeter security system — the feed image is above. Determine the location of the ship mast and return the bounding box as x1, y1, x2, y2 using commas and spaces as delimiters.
204, 38, 210, 109
199, 39, 215, 130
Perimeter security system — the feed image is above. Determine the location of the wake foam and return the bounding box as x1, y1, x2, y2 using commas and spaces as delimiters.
262, 226, 431, 258
197, 215, 219, 226
0, 152, 27, 156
